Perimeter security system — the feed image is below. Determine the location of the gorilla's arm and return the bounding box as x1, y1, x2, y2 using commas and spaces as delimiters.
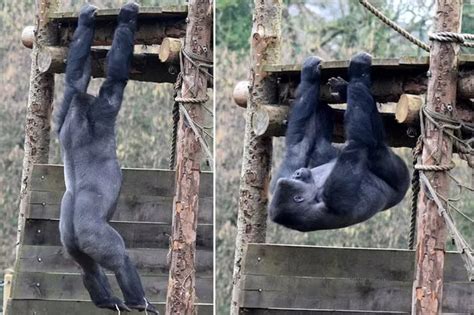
54, 5, 97, 133
96, 8, 137, 119
271, 57, 323, 192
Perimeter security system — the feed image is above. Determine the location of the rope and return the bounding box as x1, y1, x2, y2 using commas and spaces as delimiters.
419, 173, 474, 281
175, 96, 209, 103
429, 32, 474, 47
414, 161, 455, 171
359, 0, 474, 50
409, 136, 423, 250
358, 0, 430, 51
169, 96, 180, 170
179, 103, 214, 170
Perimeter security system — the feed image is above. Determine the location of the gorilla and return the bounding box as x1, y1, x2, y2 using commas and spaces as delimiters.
55, 3, 158, 313
269, 52, 410, 232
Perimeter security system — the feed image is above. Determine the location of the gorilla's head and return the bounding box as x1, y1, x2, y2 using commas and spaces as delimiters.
269, 168, 317, 226
300, 56, 322, 83
348, 52, 372, 81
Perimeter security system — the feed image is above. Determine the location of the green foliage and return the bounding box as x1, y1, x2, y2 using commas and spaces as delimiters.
216, 0, 252, 51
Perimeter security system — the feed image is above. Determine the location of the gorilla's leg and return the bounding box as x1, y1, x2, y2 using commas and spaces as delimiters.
75, 220, 157, 314
272, 56, 336, 191
59, 193, 130, 312
323, 52, 386, 216
55, 4, 96, 133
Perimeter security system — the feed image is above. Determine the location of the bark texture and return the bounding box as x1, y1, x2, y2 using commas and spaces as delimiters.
165, 1, 212, 314
412, 1, 462, 314
16, 0, 59, 257
230, 1, 282, 314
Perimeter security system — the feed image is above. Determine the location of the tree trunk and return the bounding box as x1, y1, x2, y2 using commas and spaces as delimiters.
15, 0, 59, 258
411, 1, 462, 314
165, 0, 212, 314
230, 1, 282, 314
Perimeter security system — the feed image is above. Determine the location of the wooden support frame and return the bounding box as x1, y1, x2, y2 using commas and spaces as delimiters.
411, 1, 463, 313
165, 0, 213, 314
230, 1, 282, 314
14, 0, 59, 263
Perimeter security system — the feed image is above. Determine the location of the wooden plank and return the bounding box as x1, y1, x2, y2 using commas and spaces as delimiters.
30, 164, 213, 197
16, 245, 212, 275
27, 191, 213, 224
263, 55, 474, 74
49, 6, 188, 20
240, 309, 408, 314
240, 275, 473, 313
11, 272, 212, 303
243, 244, 470, 282
23, 219, 213, 249
7, 300, 213, 315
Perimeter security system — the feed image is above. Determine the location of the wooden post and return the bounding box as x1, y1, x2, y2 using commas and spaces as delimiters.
230, 1, 281, 314
165, 0, 212, 314
411, 1, 462, 314
15, 0, 59, 256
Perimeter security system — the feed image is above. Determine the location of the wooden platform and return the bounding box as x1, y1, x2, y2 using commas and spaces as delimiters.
239, 244, 473, 314
253, 56, 474, 146
6, 164, 213, 314
50, 6, 188, 47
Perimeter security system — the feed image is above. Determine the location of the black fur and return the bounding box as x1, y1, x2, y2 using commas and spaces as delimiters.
269, 52, 410, 232
56, 3, 158, 314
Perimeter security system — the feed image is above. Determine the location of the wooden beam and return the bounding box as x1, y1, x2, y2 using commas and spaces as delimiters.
234, 65, 474, 107
34, 46, 178, 83
230, 1, 282, 314
21, 26, 35, 49
395, 94, 425, 124
159, 37, 182, 63
251, 104, 421, 147
165, 0, 213, 314
412, 1, 462, 314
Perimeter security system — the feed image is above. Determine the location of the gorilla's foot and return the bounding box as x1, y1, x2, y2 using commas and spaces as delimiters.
126, 298, 159, 314
300, 56, 322, 83
78, 3, 98, 26
118, 1, 140, 24
96, 296, 131, 312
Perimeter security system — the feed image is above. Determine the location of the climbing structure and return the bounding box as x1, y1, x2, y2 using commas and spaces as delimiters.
4, 2, 213, 314
230, 0, 473, 314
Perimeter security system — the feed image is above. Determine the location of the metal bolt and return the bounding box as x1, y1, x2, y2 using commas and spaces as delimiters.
37, 257, 42, 262
41, 175, 45, 180
258, 288, 262, 292
36, 282, 40, 287
41, 202, 46, 207
446, 104, 453, 112
426, 71, 431, 78
257, 257, 261, 262
406, 127, 417, 138
37, 229, 41, 234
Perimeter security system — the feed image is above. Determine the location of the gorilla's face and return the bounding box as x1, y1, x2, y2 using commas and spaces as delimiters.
271, 168, 317, 211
